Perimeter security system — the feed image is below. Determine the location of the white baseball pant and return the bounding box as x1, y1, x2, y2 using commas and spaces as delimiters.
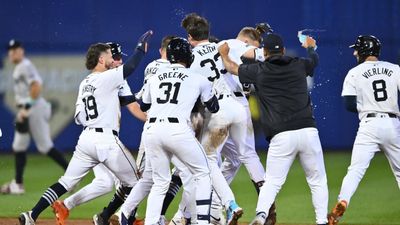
13, 98, 54, 153
143, 120, 211, 225
58, 128, 138, 192
256, 127, 328, 224
338, 115, 400, 205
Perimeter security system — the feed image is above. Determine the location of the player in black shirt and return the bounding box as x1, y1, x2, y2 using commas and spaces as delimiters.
218, 33, 329, 225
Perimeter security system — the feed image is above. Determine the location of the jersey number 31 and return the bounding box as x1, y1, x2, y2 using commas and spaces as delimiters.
157, 82, 181, 104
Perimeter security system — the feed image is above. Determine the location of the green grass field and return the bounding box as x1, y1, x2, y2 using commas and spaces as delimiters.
0, 151, 399, 224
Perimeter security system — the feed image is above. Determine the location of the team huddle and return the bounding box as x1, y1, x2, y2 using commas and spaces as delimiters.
4, 12, 399, 225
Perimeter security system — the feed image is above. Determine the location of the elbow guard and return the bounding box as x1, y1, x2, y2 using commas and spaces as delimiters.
140, 102, 151, 112
119, 95, 136, 107
204, 95, 219, 113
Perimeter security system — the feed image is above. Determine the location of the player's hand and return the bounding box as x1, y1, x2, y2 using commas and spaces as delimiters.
255, 22, 273, 34
16, 109, 29, 122
137, 30, 153, 53
302, 36, 316, 49
218, 43, 230, 56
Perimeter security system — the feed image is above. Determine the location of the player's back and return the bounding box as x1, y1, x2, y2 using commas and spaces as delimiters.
144, 64, 210, 122
191, 42, 233, 95
349, 61, 400, 117
75, 67, 123, 132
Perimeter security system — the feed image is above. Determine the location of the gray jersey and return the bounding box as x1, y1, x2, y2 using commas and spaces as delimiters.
12, 58, 43, 104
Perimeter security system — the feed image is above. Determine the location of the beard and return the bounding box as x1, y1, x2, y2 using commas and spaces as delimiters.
105, 61, 113, 70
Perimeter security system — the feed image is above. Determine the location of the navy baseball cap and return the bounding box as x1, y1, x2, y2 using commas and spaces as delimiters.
7, 39, 23, 50
262, 33, 284, 52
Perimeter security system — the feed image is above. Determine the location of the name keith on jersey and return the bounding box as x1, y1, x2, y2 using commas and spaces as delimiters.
158, 71, 188, 81
362, 67, 393, 78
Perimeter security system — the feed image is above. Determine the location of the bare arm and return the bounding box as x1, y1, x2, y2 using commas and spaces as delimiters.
126, 102, 147, 122
218, 43, 240, 76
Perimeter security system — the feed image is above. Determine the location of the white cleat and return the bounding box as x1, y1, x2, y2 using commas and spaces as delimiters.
1, 179, 25, 195
19, 211, 35, 225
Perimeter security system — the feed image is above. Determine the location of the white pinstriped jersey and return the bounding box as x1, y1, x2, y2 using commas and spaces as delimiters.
342, 61, 400, 119
136, 59, 170, 99
190, 40, 255, 95
74, 66, 125, 131
142, 63, 214, 122
12, 58, 42, 104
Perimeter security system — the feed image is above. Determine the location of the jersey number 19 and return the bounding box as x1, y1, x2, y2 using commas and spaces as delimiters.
82, 96, 99, 120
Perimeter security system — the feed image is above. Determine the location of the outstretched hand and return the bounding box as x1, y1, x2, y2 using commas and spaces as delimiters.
137, 30, 154, 53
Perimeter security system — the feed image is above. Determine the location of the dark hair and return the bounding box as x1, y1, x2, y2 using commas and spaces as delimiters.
161, 35, 176, 50
85, 43, 111, 70
238, 27, 261, 43
181, 13, 209, 41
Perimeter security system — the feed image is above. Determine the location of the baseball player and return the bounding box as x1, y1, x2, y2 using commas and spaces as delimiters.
117, 36, 200, 225
213, 26, 279, 225
1, 40, 69, 195
181, 13, 266, 225
129, 37, 219, 225
328, 35, 400, 225
219, 33, 329, 225
51, 42, 146, 225
18, 30, 152, 225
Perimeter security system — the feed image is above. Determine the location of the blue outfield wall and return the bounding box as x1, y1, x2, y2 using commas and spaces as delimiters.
0, 0, 399, 152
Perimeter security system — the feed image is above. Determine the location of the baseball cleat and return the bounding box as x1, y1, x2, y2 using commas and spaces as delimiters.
93, 213, 109, 225
210, 203, 226, 225
109, 210, 128, 225
52, 200, 69, 225
226, 200, 243, 225
249, 212, 267, 225
19, 211, 35, 225
159, 215, 167, 225
265, 202, 277, 225
1, 179, 25, 195
168, 215, 186, 225
328, 200, 347, 225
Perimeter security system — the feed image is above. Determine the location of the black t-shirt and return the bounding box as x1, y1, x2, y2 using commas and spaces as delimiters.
238, 48, 319, 140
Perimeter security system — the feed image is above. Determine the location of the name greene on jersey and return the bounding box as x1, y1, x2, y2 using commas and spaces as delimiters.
361, 67, 394, 79
158, 71, 188, 81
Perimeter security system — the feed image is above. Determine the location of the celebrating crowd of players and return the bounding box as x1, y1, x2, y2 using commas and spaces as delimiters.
4, 12, 399, 225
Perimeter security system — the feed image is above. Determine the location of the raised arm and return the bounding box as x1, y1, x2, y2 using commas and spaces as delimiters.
302, 36, 319, 76
123, 30, 153, 78
218, 43, 240, 76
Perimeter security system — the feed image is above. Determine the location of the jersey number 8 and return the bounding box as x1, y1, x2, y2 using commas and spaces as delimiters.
372, 79, 388, 102
82, 96, 99, 120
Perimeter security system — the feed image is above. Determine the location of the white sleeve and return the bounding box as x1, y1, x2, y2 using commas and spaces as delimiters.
254, 48, 265, 62
396, 65, 400, 92
74, 87, 85, 125
118, 80, 133, 96
230, 40, 255, 60
23, 63, 42, 85
101, 66, 125, 90
141, 80, 151, 104
341, 71, 357, 96
199, 77, 215, 102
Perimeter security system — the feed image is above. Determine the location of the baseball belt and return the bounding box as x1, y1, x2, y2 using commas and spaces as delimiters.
366, 113, 397, 118
149, 117, 179, 123
83, 127, 119, 136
